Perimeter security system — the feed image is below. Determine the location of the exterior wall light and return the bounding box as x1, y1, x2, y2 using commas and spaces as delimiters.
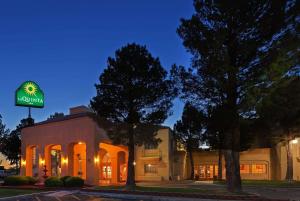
94, 156, 99, 164
62, 157, 68, 165
40, 159, 45, 165
21, 159, 26, 166
133, 161, 136, 166
292, 139, 298, 144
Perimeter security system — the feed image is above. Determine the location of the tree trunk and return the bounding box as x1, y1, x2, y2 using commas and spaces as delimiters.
126, 127, 136, 188
285, 140, 293, 181
224, 149, 242, 192
15, 159, 20, 175
218, 149, 222, 180
188, 148, 195, 180
224, 126, 242, 192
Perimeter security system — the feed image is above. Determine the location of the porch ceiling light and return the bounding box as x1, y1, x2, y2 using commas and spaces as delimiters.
78, 141, 83, 145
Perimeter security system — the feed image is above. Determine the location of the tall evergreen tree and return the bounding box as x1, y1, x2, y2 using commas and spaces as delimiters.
258, 76, 300, 181
91, 43, 175, 188
173, 0, 299, 192
173, 103, 205, 179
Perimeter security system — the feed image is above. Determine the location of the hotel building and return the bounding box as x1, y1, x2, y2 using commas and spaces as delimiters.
20, 106, 300, 185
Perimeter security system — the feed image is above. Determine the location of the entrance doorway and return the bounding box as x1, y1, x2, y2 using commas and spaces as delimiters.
194, 164, 218, 180
101, 153, 112, 180
50, 145, 61, 177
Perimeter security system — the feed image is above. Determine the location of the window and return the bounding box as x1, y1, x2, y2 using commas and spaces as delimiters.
144, 143, 158, 150
240, 164, 250, 174
214, 165, 218, 176
252, 164, 266, 174
144, 164, 157, 174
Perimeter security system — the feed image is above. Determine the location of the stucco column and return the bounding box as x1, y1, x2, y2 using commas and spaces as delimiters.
61, 144, 68, 176
20, 143, 26, 176
38, 145, 46, 181
68, 143, 74, 176
86, 141, 99, 185
111, 152, 118, 184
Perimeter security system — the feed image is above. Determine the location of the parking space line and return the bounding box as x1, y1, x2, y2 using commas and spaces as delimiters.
35, 196, 42, 201
54, 196, 62, 201
71, 195, 81, 200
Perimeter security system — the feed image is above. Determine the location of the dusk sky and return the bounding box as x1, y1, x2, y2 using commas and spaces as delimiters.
0, 0, 193, 130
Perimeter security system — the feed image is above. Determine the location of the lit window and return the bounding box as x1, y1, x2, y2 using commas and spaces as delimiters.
144, 164, 157, 174
214, 165, 218, 176
252, 164, 266, 174
240, 164, 250, 174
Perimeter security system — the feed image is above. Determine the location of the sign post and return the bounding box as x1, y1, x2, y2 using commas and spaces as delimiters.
15, 81, 44, 118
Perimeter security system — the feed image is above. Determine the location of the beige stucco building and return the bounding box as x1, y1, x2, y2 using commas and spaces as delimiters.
20, 106, 300, 185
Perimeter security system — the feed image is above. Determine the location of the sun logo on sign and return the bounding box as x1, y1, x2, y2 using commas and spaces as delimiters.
24, 82, 37, 96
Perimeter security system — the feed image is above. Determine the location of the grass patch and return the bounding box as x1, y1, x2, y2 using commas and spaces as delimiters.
213, 180, 300, 187
0, 188, 41, 198
94, 185, 246, 195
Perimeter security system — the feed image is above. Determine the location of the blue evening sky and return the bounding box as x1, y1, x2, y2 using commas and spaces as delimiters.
0, 0, 193, 130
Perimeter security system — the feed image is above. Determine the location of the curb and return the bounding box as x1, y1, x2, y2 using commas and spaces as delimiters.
0, 191, 55, 200
80, 188, 289, 201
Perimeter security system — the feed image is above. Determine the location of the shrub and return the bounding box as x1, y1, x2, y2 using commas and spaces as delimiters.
4, 176, 32, 186
26, 176, 38, 185
60, 176, 71, 186
65, 176, 84, 187
44, 177, 63, 187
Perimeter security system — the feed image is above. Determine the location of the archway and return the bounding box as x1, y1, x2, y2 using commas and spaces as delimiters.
99, 148, 112, 184
48, 145, 61, 177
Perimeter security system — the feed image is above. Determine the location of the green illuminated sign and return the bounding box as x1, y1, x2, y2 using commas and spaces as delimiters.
15, 81, 44, 108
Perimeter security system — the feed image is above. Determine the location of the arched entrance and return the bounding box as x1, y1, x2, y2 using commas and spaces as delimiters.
99, 148, 112, 184
45, 145, 62, 177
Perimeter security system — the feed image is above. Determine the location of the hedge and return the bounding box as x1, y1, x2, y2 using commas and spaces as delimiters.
4, 176, 37, 186
65, 176, 84, 187
60, 175, 71, 186
44, 177, 63, 187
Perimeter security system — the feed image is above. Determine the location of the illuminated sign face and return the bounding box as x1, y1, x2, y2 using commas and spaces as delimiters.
15, 81, 44, 108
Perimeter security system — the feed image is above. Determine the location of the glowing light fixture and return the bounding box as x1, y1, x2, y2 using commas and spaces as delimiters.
292, 139, 298, 144
40, 159, 45, 165
78, 141, 83, 145
94, 156, 99, 163
21, 159, 26, 166
62, 157, 68, 165
133, 161, 136, 166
